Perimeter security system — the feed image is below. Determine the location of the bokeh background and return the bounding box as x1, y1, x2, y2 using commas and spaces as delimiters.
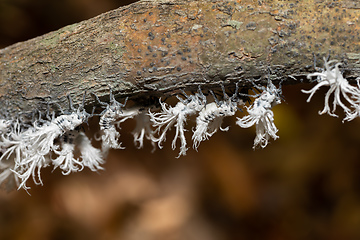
2, 1, 360, 239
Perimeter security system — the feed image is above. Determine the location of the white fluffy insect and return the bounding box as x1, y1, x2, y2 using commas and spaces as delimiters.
94, 89, 130, 153
0, 95, 91, 191
149, 88, 207, 157
132, 111, 155, 149
192, 84, 242, 150
302, 58, 360, 121
53, 130, 104, 175
26, 111, 87, 156
236, 79, 282, 149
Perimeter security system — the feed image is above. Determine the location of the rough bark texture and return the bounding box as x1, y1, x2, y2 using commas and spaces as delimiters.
1, 0, 360, 121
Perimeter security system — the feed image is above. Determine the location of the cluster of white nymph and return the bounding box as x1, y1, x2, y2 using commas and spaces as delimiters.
0, 96, 103, 192
302, 58, 360, 121
148, 84, 246, 157
0, 81, 287, 192
4, 56, 360, 193
236, 80, 282, 149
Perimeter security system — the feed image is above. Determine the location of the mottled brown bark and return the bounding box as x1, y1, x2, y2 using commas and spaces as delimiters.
1, 0, 360, 120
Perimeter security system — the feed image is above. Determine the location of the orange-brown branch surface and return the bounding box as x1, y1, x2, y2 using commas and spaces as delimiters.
1, 0, 360, 120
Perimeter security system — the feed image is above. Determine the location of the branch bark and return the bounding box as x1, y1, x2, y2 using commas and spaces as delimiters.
1, 0, 360, 120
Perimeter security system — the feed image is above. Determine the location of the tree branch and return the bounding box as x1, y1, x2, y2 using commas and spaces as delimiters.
1, 0, 360, 120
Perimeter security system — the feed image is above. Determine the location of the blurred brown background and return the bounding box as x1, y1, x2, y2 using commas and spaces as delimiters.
2, 1, 360, 239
